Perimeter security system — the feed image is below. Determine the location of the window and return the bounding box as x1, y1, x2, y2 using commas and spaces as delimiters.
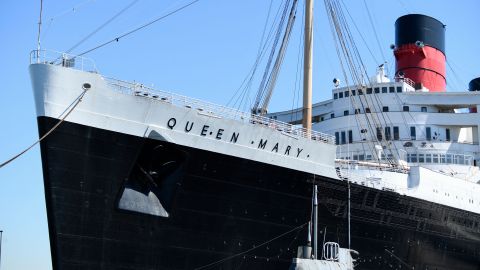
335, 132, 339, 145
403, 106, 409, 112
334, 93, 338, 99
351, 90, 356, 96
382, 87, 388, 93
320, 116, 324, 121
376, 127, 383, 140
348, 130, 353, 143
367, 88, 372, 94
374, 87, 380, 93
331, 113, 335, 119
389, 86, 395, 93
411, 154, 417, 163
433, 154, 439, 163
344, 110, 349, 116
426, 127, 431, 140
410, 126, 416, 140
385, 127, 391, 141
365, 107, 371, 113
344, 91, 349, 97
396, 86, 402, 93
339, 92, 343, 98
358, 89, 364, 95
446, 154, 452, 164
341, 131, 346, 144
382, 106, 389, 112
419, 154, 425, 163
355, 109, 361, 114
393, 126, 399, 140
446, 128, 451, 141
421, 106, 427, 112
312, 116, 320, 123
426, 154, 432, 163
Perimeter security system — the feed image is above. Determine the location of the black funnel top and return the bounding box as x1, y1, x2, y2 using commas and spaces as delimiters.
395, 14, 445, 54
469, 78, 480, 91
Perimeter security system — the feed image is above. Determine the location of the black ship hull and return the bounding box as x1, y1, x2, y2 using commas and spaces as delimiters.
37, 116, 480, 270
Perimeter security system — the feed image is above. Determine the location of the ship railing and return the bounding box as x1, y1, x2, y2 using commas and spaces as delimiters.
335, 158, 409, 174
337, 167, 407, 193
394, 76, 416, 89
105, 77, 336, 144
29, 49, 98, 72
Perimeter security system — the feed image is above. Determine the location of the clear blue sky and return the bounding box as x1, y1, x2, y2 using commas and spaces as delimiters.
0, 0, 479, 269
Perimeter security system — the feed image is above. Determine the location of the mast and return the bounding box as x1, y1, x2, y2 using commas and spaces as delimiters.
36, 0, 43, 62
302, 0, 313, 130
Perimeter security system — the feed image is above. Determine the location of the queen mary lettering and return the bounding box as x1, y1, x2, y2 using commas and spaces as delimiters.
166, 117, 240, 143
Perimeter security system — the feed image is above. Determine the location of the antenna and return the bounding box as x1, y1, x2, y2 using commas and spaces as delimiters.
313, 184, 318, 259
36, 0, 44, 62
0, 230, 3, 270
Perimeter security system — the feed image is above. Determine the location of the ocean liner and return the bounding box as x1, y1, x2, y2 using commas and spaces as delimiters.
29, 0, 480, 270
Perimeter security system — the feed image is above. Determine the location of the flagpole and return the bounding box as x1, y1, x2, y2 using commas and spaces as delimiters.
0, 230, 3, 270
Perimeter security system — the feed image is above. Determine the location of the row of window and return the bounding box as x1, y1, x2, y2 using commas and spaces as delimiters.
293, 105, 430, 124
376, 126, 400, 141
341, 105, 427, 116
333, 86, 403, 99
334, 130, 353, 145
406, 153, 472, 165
341, 152, 472, 166
336, 126, 451, 143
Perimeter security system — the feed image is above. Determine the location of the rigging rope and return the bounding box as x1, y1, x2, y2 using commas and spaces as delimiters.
193, 222, 308, 270
77, 0, 201, 56
290, 4, 304, 123
66, 0, 140, 53
324, 0, 402, 166
226, 0, 278, 112
0, 89, 88, 169
258, 0, 299, 114
41, 0, 96, 42
362, 0, 386, 64
252, 0, 293, 114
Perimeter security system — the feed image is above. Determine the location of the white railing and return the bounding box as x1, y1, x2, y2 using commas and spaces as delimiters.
394, 76, 416, 89
336, 167, 407, 192
30, 50, 97, 72
29, 50, 335, 144
105, 77, 336, 144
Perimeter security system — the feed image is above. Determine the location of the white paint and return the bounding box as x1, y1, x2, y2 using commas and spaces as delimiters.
29, 63, 338, 180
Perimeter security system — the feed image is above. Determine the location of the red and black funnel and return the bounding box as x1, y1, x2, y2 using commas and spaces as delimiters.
468, 78, 480, 112
394, 14, 446, 92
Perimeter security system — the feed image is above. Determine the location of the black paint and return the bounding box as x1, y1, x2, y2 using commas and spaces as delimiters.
201, 125, 209, 136
37, 116, 480, 270
395, 14, 445, 54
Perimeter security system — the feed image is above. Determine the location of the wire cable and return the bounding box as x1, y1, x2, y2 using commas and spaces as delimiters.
0, 89, 88, 169
77, 0, 201, 56
193, 222, 308, 270
66, 0, 140, 53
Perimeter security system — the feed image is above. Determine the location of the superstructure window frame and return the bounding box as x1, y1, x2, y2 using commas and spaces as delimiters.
385, 127, 391, 141
393, 126, 399, 140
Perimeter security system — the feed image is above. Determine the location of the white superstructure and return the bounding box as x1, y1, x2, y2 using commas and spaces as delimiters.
269, 67, 480, 214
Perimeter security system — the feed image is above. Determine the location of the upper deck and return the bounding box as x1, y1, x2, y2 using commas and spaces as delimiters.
30, 50, 336, 145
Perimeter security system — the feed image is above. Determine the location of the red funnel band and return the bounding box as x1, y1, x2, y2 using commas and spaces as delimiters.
394, 44, 446, 92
